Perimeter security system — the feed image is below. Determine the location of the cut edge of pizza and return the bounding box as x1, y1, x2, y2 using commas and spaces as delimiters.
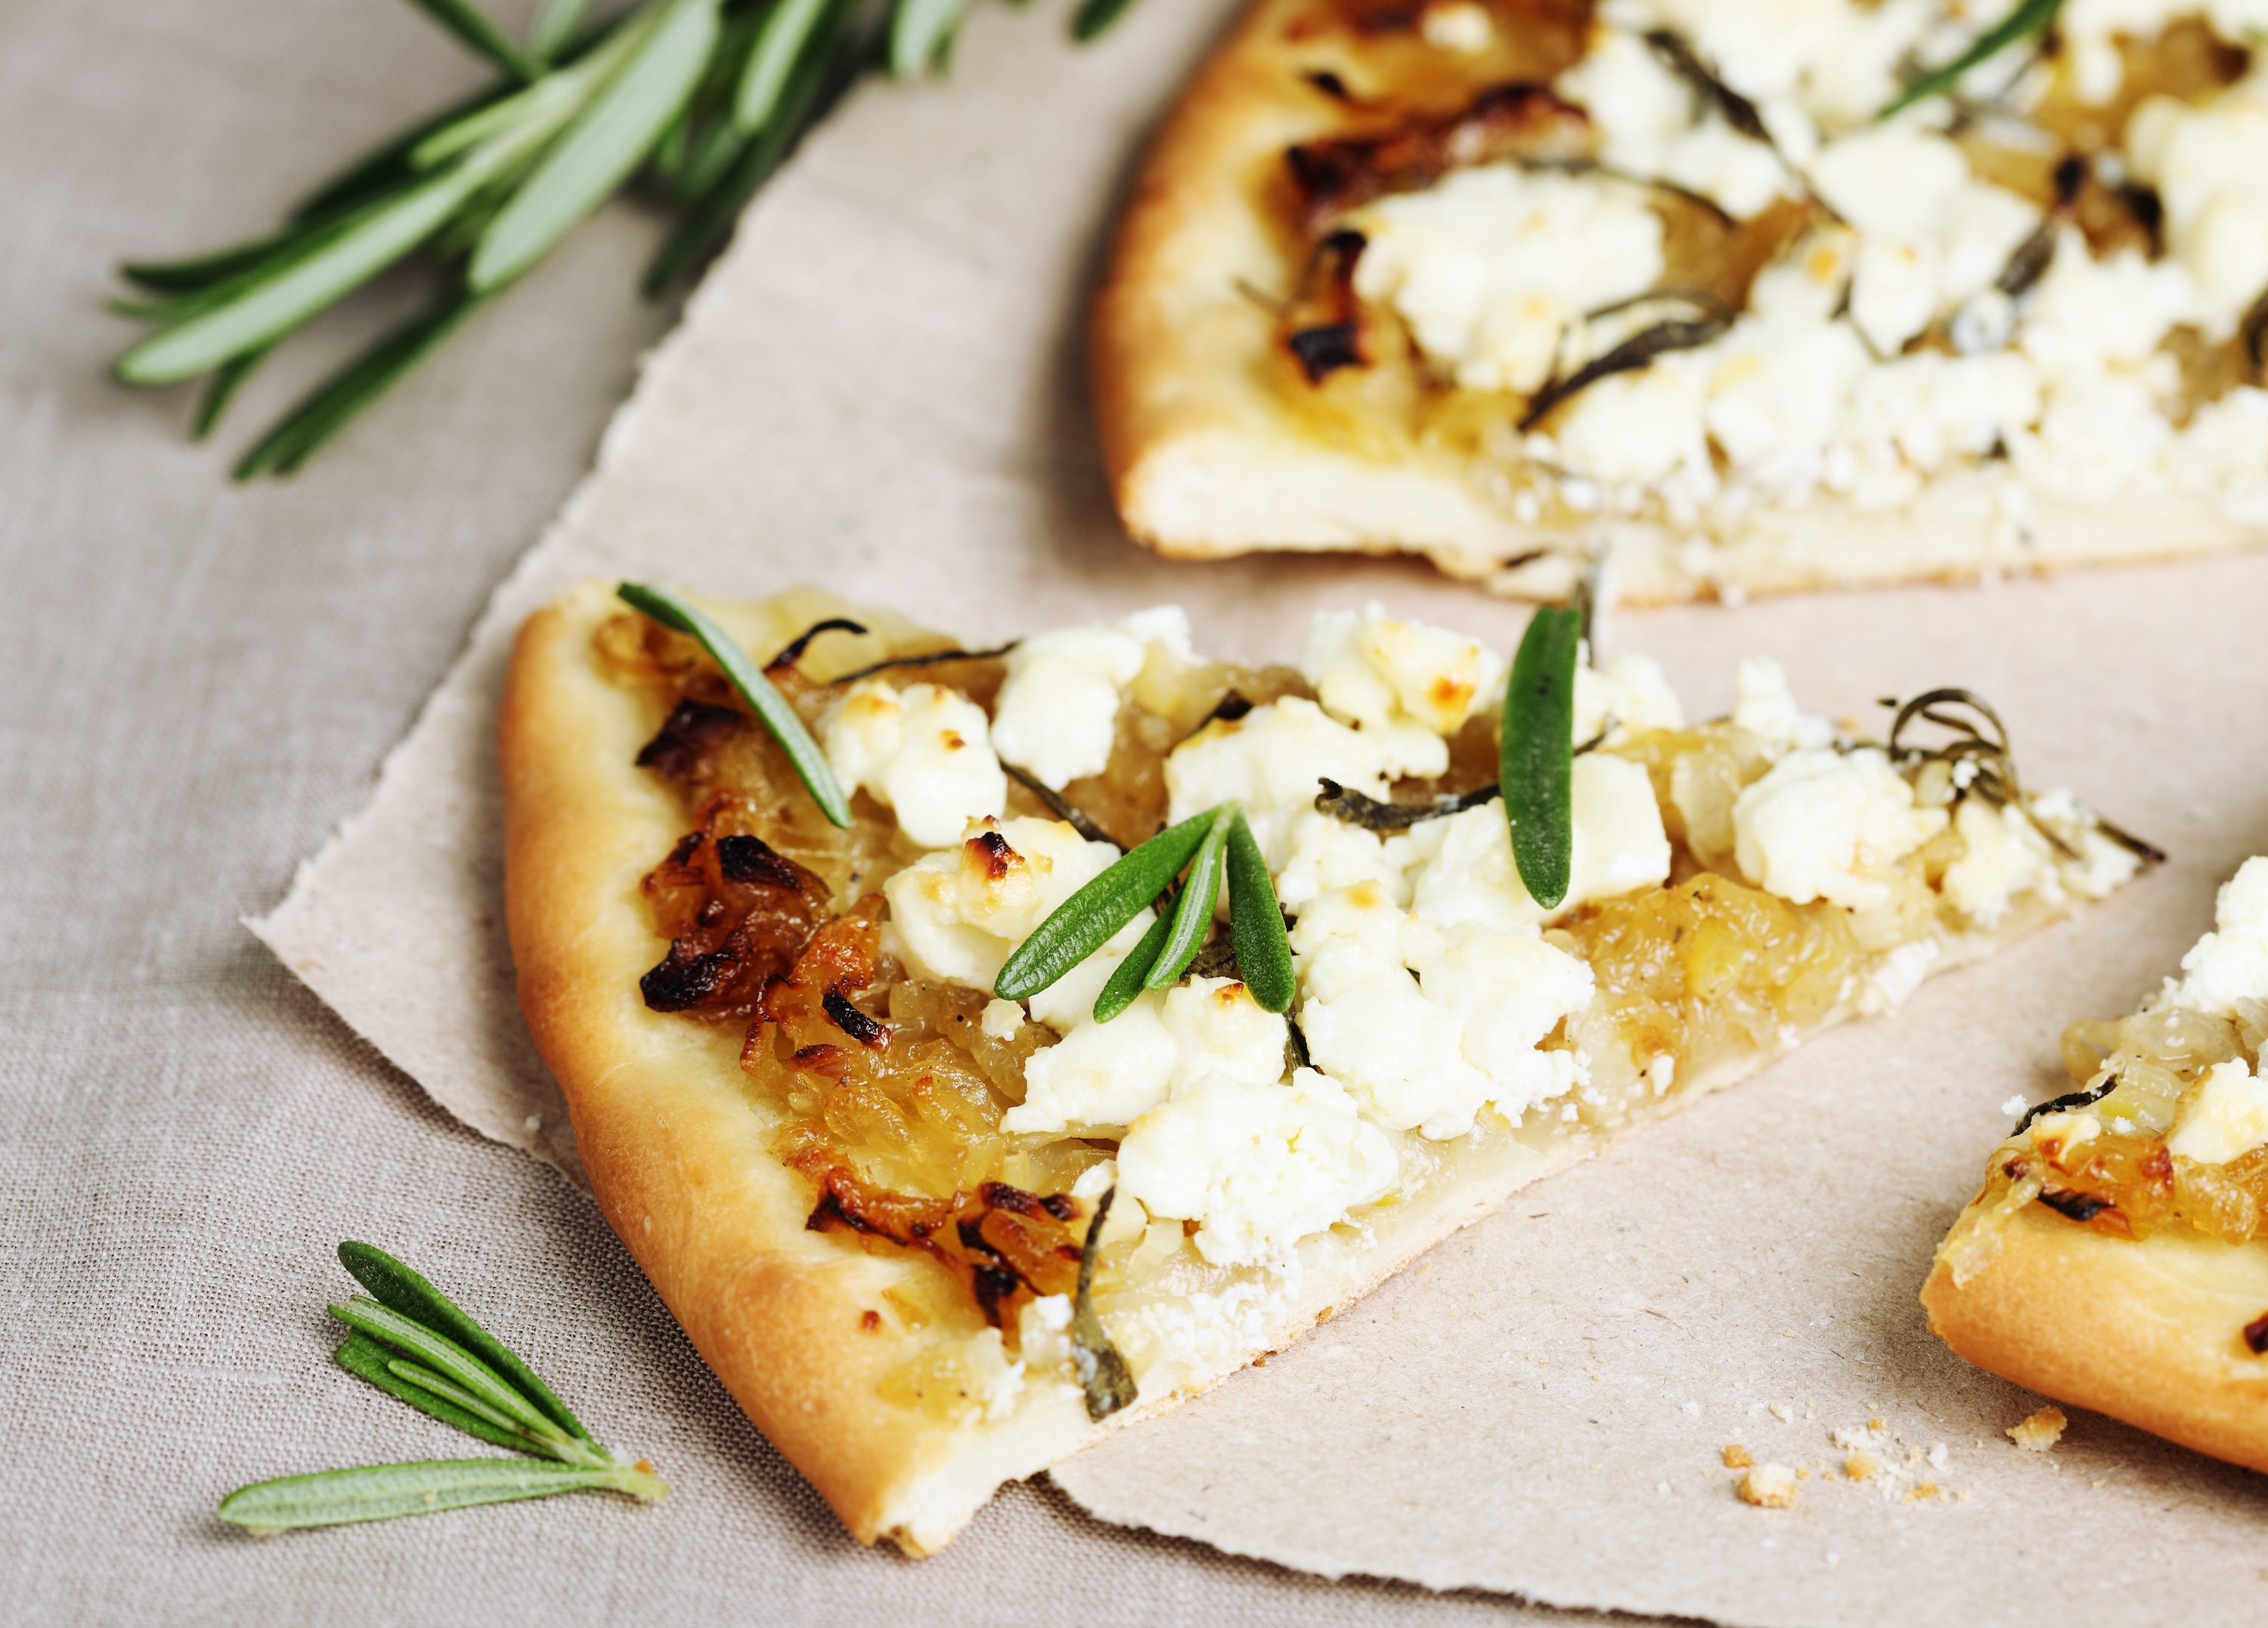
1923, 856, 2268, 1475
1092, 0, 2268, 605
501, 577, 2151, 1553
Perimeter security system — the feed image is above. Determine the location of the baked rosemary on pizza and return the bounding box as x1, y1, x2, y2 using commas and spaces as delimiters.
1094, 0, 2268, 601
500, 579, 2152, 1552
1926, 856, 2268, 1474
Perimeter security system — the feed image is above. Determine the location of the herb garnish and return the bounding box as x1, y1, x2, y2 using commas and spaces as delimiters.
218, 1243, 666, 1531
993, 802, 1295, 1020
1501, 604, 1582, 910
1312, 777, 1501, 833
1002, 762, 1121, 848
1070, 1188, 1139, 1421
114, 0, 1145, 478
1517, 297, 1734, 432
618, 581, 852, 827
1879, 0, 2064, 119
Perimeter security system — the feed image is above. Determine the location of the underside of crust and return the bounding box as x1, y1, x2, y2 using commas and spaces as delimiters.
1923, 1202, 2268, 1475
1091, 0, 2268, 603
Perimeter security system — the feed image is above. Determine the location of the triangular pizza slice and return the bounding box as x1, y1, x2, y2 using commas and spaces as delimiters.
501, 578, 2149, 1551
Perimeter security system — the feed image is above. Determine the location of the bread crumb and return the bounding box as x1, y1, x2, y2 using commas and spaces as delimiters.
2007, 1405, 2068, 1452
1867, 1416, 1885, 1431
1927, 1443, 1948, 1468
1768, 1401, 1793, 1423
1738, 1463, 1799, 1508
1844, 1451, 1882, 1482
1722, 1443, 1753, 1468
1904, 1479, 1941, 1505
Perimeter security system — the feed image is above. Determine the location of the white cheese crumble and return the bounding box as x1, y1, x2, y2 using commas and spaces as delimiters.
1299, 603, 1503, 737
1941, 798, 2057, 928
2160, 857, 2268, 1017
1731, 656, 1834, 754
1350, 165, 1665, 394
1572, 648, 1685, 746
990, 606, 1194, 791
2167, 1058, 2268, 1165
1421, 0, 1493, 52
2127, 70, 2268, 336
1732, 747, 1948, 910
1861, 935, 1941, 1015
980, 997, 1024, 1040
1116, 1068, 1399, 1267
883, 816, 1126, 988
1008, 976, 1289, 1135
1556, 26, 1794, 219
823, 680, 1005, 849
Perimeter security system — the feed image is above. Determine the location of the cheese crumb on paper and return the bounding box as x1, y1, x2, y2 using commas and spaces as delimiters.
1738, 1463, 1799, 1508
2008, 1406, 2069, 1453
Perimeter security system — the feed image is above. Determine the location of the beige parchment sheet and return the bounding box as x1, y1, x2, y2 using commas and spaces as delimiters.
250, 0, 2268, 1620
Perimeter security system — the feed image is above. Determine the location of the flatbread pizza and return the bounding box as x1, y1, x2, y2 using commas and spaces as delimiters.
1094, 0, 2268, 602
501, 578, 2150, 1551
1925, 855, 2268, 1473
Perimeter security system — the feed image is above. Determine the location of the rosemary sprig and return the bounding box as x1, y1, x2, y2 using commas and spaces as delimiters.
618, 581, 853, 826
218, 1244, 666, 1532
1880, 0, 2064, 119
994, 802, 1294, 1019
1501, 604, 1582, 910
115, 0, 1147, 478
1070, 1188, 1139, 1421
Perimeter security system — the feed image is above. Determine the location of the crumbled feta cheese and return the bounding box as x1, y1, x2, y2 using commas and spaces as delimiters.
1005, 991, 1176, 1132
1861, 935, 1940, 1014
1272, 806, 1411, 914
1402, 753, 1671, 933
1070, 1160, 1118, 1202
1808, 124, 2037, 355
2161, 857, 2268, 1017
1942, 798, 2056, 928
2061, 0, 2268, 104
884, 816, 1123, 987
1732, 747, 1948, 910
2016, 228, 2197, 391
1704, 312, 1874, 481
1016, 1293, 1075, 1374
1421, 0, 1493, 51
1351, 165, 1665, 394
1842, 350, 2040, 476
2167, 1058, 2268, 1165
1739, 1462, 1800, 1508
823, 680, 1005, 848
1573, 649, 1685, 746
1731, 656, 1834, 755
980, 998, 1024, 1040
1290, 882, 1592, 1136
1167, 696, 1444, 870
2001, 1094, 2029, 1118
2165, 387, 2268, 523
990, 625, 1145, 791
1551, 348, 1714, 485
960, 1329, 1025, 1422
1116, 1068, 1399, 1267
1159, 977, 1291, 1095
1556, 26, 1794, 219
1299, 603, 1503, 736
2127, 74, 2268, 335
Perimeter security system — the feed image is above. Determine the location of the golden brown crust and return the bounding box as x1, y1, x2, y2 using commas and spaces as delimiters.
502, 582, 981, 1546
1923, 1202, 2268, 1473
1091, 0, 2266, 603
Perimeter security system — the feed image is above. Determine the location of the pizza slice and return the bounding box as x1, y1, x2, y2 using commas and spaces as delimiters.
1924, 856, 2268, 1472
500, 579, 2152, 1552
1093, 0, 2268, 603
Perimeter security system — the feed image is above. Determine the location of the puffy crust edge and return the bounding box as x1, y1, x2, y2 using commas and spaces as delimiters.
1089, 0, 2266, 603
1922, 1200, 2268, 1473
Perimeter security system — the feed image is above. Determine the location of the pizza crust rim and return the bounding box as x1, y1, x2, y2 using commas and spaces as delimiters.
1089, 0, 2268, 603
1921, 1200, 2268, 1474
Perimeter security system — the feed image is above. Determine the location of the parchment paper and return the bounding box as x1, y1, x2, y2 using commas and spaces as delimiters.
251, 0, 2268, 1620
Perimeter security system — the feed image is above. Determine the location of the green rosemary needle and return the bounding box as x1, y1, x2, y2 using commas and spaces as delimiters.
1880, 0, 2063, 119
114, 0, 1150, 478
616, 581, 852, 827
218, 1243, 666, 1533
1501, 603, 1582, 911
993, 808, 1216, 1002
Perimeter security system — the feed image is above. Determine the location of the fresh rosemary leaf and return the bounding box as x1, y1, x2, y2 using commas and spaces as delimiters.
889, 0, 975, 76
1880, 0, 2062, 119
194, 346, 271, 440
119, 231, 305, 296
286, 83, 519, 226
1072, 0, 1140, 42
1224, 810, 1294, 1013
1501, 604, 1582, 910
1144, 805, 1233, 991
404, 0, 545, 81
1312, 777, 1501, 833
327, 1297, 587, 1456
218, 1458, 665, 1531
470, 0, 720, 292
116, 165, 489, 386
337, 1241, 591, 1447
334, 1332, 545, 1458
736, 0, 833, 130
532, 0, 599, 60
232, 294, 484, 479
1070, 1188, 1138, 1422
993, 809, 1217, 1001
615, 581, 854, 827
1091, 903, 1173, 1023
1002, 762, 1120, 848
